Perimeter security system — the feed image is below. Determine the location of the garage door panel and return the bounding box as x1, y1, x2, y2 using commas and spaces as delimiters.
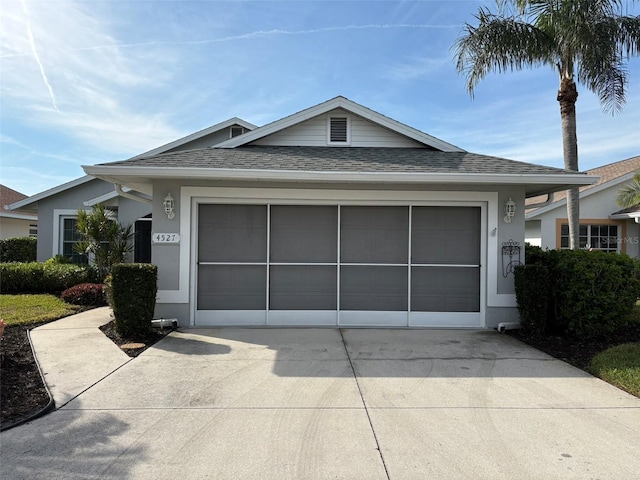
412, 206, 481, 265
198, 265, 266, 310
340, 266, 408, 311
270, 266, 337, 310
198, 204, 267, 262
411, 267, 480, 312
270, 206, 337, 263
341, 206, 408, 264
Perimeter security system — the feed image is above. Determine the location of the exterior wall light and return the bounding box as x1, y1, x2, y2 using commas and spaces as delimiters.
504, 197, 516, 223
163, 193, 175, 220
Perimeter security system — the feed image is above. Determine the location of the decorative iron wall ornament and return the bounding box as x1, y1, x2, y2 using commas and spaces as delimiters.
502, 239, 522, 277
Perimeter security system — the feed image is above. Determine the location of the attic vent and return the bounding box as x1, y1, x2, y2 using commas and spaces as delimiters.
329, 117, 348, 143
230, 126, 245, 138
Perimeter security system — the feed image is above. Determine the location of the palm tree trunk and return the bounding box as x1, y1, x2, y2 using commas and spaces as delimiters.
558, 77, 580, 249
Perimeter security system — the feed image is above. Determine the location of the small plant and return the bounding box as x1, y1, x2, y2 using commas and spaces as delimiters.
45, 255, 72, 265
61, 283, 107, 306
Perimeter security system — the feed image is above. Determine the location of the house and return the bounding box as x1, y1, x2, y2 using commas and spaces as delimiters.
0, 185, 38, 239
81, 96, 595, 329
526, 155, 640, 257
7, 118, 256, 264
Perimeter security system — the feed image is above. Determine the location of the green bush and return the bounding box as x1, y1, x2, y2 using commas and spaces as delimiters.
514, 265, 549, 336
520, 249, 640, 338
0, 237, 37, 263
111, 263, 157, 338
61, 283, 107, 306
0, 262, 100, 294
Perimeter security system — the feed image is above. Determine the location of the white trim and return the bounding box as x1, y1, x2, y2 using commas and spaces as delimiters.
83, 164, 597, 188
52, 209, 88, 258
8, 176, 95, 210
0, 212, 38, 221
128, 117, 257, 160
164, 187, 507, 327
214, 96, 465, 151
83, 190, 119, 206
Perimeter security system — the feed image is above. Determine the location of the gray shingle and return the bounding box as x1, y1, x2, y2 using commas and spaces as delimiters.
101, 146, 577, 176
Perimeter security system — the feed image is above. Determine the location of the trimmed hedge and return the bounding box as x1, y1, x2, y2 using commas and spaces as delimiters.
514, 265, 549, 336
515, 248, 640, 338
0, 262, 100, 294
111, 263, 157, 338
61, 283, 107, 306
0, 237, 37, 263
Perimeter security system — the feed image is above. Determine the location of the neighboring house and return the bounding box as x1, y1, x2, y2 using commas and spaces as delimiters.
0, 185, 38, 239
81, 96, 595, 329
7, 118, 255, 264
526, 155, 640, 258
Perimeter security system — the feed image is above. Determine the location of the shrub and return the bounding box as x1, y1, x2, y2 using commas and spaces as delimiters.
520, 249, 640, 338
0, 237, 37, 263
45, 254, 72, 265
514, 265, 549, 336
0, 262, 100, 294
61, 283, 107, 306
111, 263, 157, 338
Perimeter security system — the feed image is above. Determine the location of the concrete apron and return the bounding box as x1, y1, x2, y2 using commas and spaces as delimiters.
2, 328, 639, 480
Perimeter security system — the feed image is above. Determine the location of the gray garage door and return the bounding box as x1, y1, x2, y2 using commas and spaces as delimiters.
196, 204, 482, 327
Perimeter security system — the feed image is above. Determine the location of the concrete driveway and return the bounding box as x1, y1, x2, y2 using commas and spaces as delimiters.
2, 327, 639, 480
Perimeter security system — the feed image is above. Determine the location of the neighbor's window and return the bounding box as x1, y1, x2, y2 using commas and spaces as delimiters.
62, 217, 87, 264
29, 224, 37, 238
560, 224, 619, 252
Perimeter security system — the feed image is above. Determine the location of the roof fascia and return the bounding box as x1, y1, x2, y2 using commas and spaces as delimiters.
526, 172, 631, 219
83, 164, 597, 187
129, 117, 257, 160
215, 96, 465, 152
83, 190, 119, 206
6, 176, 95, 210
0, 212, 38, 221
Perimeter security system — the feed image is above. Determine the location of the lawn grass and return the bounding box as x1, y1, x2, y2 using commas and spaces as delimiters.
590, 343, 640, 397
0, 294, 80, 326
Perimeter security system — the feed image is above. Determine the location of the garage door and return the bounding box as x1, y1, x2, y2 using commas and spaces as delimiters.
196, 204, 482, 327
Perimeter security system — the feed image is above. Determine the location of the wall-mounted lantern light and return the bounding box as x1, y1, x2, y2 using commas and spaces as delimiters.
503, 197, 516, 223
163, 193, 175, 220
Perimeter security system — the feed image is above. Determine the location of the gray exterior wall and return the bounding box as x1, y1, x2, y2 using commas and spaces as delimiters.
35, 179, 114, 262
151, 179, 526, 329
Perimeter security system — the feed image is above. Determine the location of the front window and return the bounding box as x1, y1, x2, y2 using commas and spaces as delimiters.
62, 217, 87, 264
560, 223, 619, 252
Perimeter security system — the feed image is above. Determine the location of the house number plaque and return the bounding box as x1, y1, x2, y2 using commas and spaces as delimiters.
152, 233, 180, 244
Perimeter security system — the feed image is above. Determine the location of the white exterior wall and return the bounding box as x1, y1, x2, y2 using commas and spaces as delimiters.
526, 183, 640, 257
252, 109, 424, 148
0, 217, 35, 239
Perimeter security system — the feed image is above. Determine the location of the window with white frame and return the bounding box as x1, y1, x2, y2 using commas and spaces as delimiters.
61, 217, 87, 263
29, 224, 37, 237
560, 223, 620, 252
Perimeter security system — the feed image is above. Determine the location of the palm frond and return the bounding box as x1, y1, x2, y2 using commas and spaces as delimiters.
616, 173, 640, 208
454, 8, 555, 95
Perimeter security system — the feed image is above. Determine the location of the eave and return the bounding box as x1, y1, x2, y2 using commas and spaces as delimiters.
83, 165, 598, 197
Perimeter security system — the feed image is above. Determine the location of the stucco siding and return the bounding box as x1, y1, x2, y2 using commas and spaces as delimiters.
0, 217, 35, 239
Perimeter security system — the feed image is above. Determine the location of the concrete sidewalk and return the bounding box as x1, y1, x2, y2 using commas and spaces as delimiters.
29, 307, 131, 407
2, 319, 639, 479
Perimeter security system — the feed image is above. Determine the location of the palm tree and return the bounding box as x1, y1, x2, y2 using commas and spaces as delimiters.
74, 204, 134, 279
616, 172, 640, 208
454, 0, 640, 249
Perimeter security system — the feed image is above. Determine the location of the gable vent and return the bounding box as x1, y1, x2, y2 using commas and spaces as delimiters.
230, 126, 245, 138
329, 117, 348, 143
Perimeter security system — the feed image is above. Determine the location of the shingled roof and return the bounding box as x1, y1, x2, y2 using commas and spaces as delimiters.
101, 146, 574, 175
526, 154, 640, 209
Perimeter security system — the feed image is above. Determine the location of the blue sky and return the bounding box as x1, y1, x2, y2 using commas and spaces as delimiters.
1, 0, 639, 196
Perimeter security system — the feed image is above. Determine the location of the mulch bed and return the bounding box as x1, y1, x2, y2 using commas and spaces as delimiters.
0, 319, 173, 431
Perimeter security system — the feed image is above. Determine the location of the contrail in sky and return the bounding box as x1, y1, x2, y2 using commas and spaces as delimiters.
19, 0, 60, 112
1, 23, 459, 57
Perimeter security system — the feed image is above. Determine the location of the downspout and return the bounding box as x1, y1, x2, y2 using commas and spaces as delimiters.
525, 192, 555, 210
115, 184, 152, 204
